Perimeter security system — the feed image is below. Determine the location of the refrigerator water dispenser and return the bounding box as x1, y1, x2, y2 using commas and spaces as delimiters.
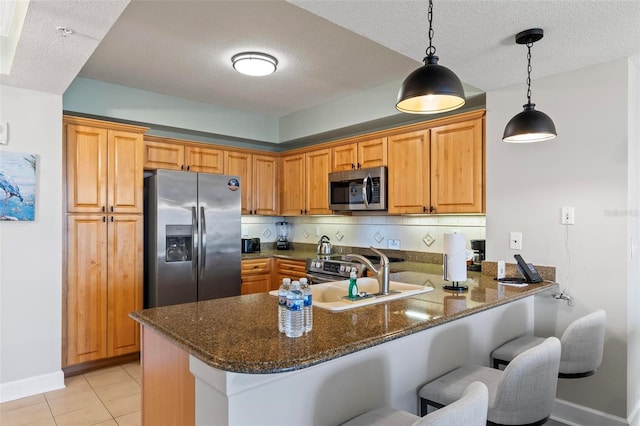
165, 225, 192, 262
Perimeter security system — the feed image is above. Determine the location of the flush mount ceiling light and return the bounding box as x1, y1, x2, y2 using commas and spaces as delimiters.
396, 0, 465, 114
503, 28, 557, 143
231, 52, 278, 77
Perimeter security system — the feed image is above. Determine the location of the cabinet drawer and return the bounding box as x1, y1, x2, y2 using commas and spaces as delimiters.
274, 259, 307, 274
241, 258, 272, 275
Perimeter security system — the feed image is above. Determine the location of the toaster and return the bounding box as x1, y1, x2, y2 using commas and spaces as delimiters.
241, 238, 261, 253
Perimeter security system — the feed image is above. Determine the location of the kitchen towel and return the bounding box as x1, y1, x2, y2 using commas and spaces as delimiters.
443, 233, 467, 283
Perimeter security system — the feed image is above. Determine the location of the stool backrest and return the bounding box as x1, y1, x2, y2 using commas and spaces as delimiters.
417, 381, 488, 426
492, 337, 561, 425
560, 310, 606, 375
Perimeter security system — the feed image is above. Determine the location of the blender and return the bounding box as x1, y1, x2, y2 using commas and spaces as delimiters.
276, 221, 290, 250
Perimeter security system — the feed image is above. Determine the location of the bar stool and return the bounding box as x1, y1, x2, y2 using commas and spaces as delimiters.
340, 381, 488, 426
419, 337, 560, 426
491, 310, 606, 378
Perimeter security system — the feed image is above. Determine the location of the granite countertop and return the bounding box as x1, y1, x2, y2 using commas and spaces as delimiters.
131, 270, 557, 375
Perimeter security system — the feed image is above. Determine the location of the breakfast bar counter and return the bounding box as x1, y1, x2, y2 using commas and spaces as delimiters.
131, 268, 557, 425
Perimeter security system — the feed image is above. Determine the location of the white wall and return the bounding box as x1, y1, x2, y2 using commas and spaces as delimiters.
627, 55, 640, 426
486, 59, 631, 419
0, 85, 64, 402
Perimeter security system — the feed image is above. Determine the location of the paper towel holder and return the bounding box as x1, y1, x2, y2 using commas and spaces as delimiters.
443, 254, 469, 292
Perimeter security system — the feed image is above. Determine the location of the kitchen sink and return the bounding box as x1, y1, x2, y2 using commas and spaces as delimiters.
269, 278, 433, 311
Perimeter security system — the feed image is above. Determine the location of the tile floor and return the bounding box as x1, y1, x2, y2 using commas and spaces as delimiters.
0, 361, 141, 426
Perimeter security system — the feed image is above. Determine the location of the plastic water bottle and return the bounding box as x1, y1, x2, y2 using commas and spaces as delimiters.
278, 278, 291, 333
300, 277, 313, 333
285, 280, 304, 338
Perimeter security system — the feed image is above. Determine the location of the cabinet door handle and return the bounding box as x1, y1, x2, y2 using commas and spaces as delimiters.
187, 165, 191, 171
110, 206, 114, 212
102, 206, 106, 213
110, 216, 114, 222
300, 209, 303, 214
102, 216, 106, 222
351, 163, 355, 169
430, 206, 436, 213
181, 164, 184, 170
423, 206, 427, 213
357, 162, 361, 169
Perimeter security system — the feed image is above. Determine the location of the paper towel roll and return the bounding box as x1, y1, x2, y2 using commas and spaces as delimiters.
443, 233, 467, 282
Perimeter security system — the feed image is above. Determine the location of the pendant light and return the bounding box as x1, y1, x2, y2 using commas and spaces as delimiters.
503, 28, 557, 143
396, 0, 465, 114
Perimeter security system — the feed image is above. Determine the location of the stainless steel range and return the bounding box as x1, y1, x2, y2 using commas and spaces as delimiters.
305, 257, 366, 284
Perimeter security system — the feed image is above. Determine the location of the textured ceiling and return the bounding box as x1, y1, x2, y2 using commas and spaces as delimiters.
76, 0, 419, 117
0, 0, 129, 94
2, 0, 639, 118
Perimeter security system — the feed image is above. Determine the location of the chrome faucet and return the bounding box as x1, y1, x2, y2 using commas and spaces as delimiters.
345, 247, 390, 295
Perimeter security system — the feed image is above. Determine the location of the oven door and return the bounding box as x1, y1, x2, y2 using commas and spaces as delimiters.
305, 272, 342, 285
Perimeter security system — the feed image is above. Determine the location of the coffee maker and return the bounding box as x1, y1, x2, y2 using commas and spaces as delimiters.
276, 221, 290, 250
468, 239, 485, 272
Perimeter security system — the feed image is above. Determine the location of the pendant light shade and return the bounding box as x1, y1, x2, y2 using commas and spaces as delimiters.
396, 0, 465, 114
503, 28, 556, 143
503, 103, 557, 143
396, 56, 466, 114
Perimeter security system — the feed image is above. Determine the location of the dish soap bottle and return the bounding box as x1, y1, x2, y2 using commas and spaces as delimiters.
348, 271, 359, 299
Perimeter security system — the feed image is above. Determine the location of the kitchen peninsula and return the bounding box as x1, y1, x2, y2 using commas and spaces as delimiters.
131, 268, 556, 426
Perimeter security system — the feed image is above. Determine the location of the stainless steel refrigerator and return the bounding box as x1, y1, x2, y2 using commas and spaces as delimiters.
144, 170, 241, 308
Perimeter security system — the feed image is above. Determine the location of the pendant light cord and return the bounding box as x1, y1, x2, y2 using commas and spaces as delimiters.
425, 0, 436, 59
526, 41, 533, 104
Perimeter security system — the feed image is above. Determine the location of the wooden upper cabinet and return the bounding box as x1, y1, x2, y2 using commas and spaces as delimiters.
144, 137, 223, 174
252, 155, 278, 215
305, 148, 332, 215
108, 131, 144, 213
66, 121, 144, 214
331, 138, 387, 171
332, 143, 358, 171
358, 138, 387, 169
387, 130, 430, 214
224, 151, 252, 214
430, 118, 484, 213
66, 125, 108, 213
144, 140, 184, 171
185, 146, 223, 174
280, 153, 305, 215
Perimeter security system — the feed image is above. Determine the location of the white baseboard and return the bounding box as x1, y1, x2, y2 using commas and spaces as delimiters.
0, 371, 65, 403
552, 398, 629, 426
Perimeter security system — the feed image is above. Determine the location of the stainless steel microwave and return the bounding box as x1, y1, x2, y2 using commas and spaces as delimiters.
329, 166, 387, 211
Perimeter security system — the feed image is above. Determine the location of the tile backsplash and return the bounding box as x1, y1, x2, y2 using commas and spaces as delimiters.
241, 215, 486, 254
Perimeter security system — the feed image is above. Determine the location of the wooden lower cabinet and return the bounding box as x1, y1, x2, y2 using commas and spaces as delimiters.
273, 258, 307, 290
241, 258, 273, 294
65, 214, 142, 367
141, 327, 194, 426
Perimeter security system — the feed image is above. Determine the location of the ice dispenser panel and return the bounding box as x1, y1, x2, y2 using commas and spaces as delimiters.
165, 225, 192, 262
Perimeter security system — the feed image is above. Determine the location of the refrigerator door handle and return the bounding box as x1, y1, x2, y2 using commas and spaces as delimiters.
200, 206, 207, 279
192, 206, 198, 282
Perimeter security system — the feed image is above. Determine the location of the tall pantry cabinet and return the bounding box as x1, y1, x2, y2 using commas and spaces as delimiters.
63, 116, 147, 369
